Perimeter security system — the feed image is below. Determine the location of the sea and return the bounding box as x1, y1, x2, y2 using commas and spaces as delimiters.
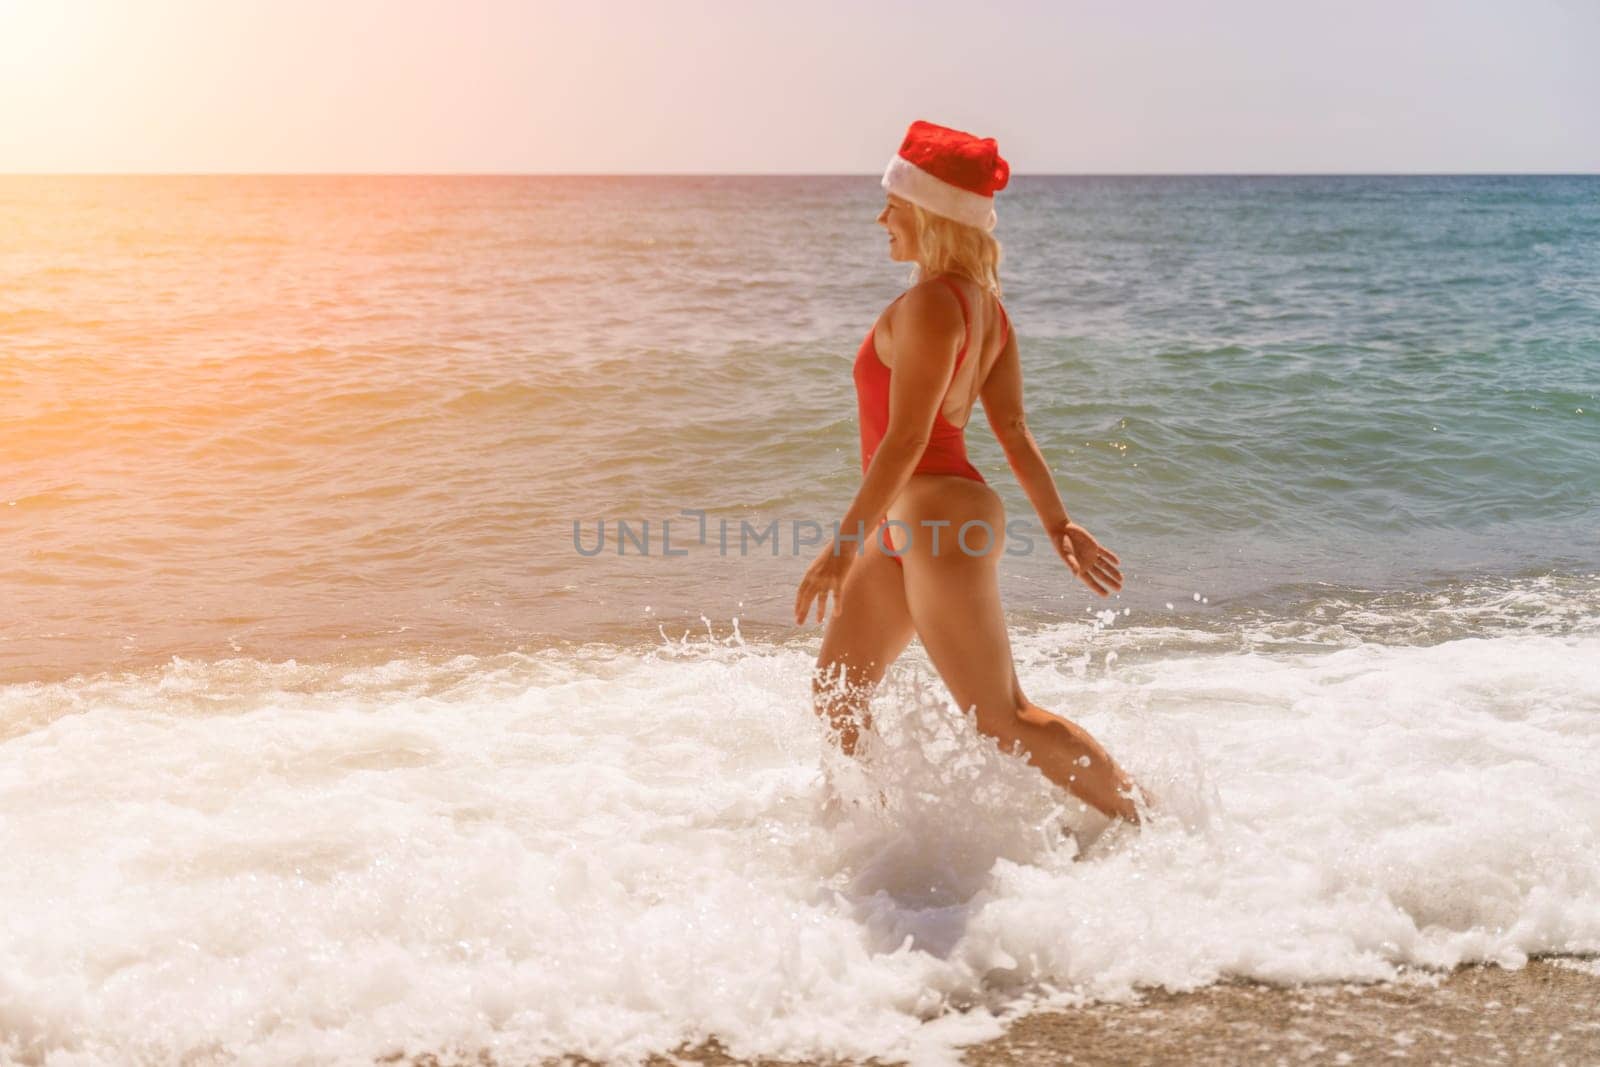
1, 174, 1597, 1064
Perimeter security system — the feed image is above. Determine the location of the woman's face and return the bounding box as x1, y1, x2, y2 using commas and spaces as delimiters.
877, 194, 919, 262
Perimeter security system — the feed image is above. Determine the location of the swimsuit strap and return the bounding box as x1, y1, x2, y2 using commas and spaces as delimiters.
935, 275, 972, 368
997, 298, 1011, 348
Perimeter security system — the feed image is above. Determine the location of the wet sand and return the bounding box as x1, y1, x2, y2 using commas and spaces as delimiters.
960, 958, 1600, 1066
433, 957, 1599, 1066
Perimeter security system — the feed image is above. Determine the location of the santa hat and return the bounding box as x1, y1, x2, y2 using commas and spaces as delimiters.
881, 120, 1010, 232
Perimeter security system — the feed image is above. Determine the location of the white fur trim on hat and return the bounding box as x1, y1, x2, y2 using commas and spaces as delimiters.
881, 154, 998, 231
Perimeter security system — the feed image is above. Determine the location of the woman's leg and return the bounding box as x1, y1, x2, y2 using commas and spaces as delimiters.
812, 533, 917, 755
894, 478, 1144, 822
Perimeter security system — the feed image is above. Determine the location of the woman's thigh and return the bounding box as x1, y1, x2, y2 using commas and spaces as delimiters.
890, 476, 1021, 728
814, 529, 917, 691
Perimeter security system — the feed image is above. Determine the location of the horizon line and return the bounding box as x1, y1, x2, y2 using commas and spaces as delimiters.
2, 170, 1597, 179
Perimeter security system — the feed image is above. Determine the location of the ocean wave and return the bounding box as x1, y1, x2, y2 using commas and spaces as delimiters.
1, 610, 1596, 1064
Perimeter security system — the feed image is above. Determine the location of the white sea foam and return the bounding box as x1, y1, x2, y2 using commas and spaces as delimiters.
1, 613, 1598, 1065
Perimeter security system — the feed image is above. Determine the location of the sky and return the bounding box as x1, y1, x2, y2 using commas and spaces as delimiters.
1, 0, 1596, 174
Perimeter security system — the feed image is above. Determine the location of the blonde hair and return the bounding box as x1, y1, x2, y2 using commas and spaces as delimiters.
907, 203, 1004, 297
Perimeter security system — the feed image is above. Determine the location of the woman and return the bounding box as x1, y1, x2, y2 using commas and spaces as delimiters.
794, 120, 1146, 823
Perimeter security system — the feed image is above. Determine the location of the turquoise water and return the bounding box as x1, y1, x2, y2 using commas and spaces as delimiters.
2, 176, 1599, 1064
2, 175, 1597, 673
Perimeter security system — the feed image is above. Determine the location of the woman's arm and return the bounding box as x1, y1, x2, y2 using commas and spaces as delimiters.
981, 327, 1124, 596
835, 284, 966, 543
980, 328, 1072, 529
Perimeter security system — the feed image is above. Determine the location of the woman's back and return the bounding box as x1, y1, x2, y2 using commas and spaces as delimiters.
931, 275, 1011, 430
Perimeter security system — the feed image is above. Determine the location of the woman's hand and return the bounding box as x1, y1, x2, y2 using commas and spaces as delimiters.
794, 541, 856, 625
1053, 520, 1123, 597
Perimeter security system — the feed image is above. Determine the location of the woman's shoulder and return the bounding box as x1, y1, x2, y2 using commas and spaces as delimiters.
887, 277, 967, 334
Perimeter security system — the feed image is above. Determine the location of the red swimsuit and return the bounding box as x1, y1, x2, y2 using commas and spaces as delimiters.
853, 275, 1010, 563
